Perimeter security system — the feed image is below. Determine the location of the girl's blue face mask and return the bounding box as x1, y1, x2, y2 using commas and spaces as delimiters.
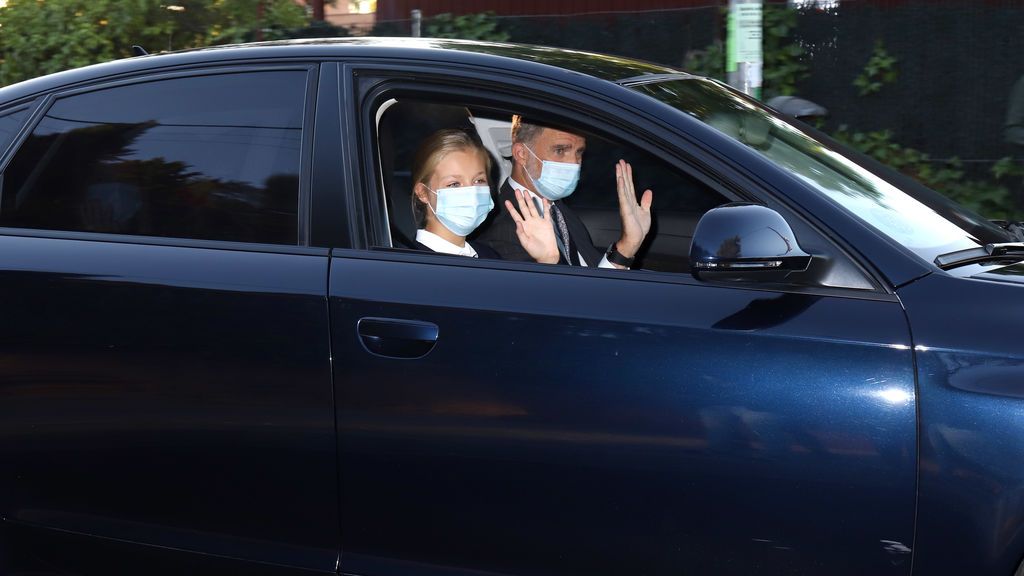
427, 185, 494, 237
524, 144, 581, 201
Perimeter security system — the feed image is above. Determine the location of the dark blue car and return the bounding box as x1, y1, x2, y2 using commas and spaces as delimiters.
0, 38, 1022, 576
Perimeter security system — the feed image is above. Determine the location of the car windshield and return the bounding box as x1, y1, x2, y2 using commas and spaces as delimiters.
630, 78, 1011, 264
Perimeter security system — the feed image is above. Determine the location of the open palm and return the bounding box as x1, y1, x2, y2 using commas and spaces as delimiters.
506, 189, 560, 264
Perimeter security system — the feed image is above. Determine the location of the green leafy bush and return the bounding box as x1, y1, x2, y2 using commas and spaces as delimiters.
425, 11, 509, 42
853, 39, 898, 96
0, 0, 173, 85
0, 0, 310, 87
762, 6, 808, 98
834, 127, 1022, 220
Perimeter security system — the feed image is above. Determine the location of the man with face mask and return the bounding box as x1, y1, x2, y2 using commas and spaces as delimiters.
477, 116, 653, 268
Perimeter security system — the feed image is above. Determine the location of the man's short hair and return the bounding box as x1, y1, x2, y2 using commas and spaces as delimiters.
511, 115, 544, 145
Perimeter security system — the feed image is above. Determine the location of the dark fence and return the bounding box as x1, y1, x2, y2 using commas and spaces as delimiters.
371, 0, 1024, 209
796, 2, 1024, 165
376, 0, 712, 20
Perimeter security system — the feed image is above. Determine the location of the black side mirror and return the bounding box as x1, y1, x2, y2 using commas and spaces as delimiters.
690, 203, 812, 282
766, 96, 829, 120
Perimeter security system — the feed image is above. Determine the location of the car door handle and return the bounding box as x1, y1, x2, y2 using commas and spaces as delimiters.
357, 317, 439, 359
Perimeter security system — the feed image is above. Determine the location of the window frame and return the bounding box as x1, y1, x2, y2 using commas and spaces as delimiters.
0, 63, 319, 249
340, 63, 890, 300
0, 100, 41, 164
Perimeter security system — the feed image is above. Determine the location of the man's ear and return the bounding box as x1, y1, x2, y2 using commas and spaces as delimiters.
511, 142, 527, 165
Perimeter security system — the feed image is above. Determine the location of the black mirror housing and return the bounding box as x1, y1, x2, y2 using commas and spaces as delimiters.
690, 203, 812, 282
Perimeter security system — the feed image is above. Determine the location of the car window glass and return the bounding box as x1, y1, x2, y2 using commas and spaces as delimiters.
566, 135, 727, 273
374, 99, 727, 274
370, 97, 876, 291
0, 71, 306, 244
632, 78, 1001, 264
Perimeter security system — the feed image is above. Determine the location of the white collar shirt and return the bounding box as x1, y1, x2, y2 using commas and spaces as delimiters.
416, 229, 478, 258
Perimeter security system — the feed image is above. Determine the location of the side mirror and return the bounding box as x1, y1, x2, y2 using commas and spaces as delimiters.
690, 203, 812, 282
766, 95, 829, 120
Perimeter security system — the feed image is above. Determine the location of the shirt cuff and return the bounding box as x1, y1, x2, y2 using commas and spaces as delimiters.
598, 254, 617, 269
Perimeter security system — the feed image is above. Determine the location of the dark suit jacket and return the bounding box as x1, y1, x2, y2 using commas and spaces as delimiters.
414, 239, 500, 259
476, 180, 603, 265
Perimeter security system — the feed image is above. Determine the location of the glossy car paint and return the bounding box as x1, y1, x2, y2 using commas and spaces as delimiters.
0, 235, 337, 574
330, 251, 916, 576
896, 270, 1024, 575
0, 38, 1019, 576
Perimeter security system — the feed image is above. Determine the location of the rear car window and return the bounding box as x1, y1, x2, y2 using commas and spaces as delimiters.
0, 70, 307, 244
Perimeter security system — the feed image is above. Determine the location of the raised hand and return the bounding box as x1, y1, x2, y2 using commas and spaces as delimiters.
614, 159, 653, 260
505, 188, 561, 264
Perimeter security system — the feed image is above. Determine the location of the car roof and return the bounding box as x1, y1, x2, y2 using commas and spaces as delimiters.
0, 37, 684, 105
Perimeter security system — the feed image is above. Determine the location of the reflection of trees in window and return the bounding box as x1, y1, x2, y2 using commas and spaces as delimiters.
634, 79, 887, 204
2, 119, 298, 244
717, 235, 741, 258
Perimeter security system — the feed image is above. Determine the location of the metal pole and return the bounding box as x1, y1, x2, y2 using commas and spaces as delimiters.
411, 9, 422, 37
727, 0, 763, 98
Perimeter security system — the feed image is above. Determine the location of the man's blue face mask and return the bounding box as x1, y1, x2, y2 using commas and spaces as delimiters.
523, 144, 581, 201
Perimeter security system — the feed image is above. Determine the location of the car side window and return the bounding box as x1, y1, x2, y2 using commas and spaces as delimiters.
368, 95, 877, 291
0, 70, 307, 244
373, 98, 729, 273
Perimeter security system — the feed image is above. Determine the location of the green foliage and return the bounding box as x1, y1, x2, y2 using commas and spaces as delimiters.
853, 39, 898, 96
206, 0, 309, 45
682, 9, 1017, 219
425, 11, 509, 42
761, 6, 807, 98
0, 0, 173, 85
682, 6, 806, 98
834, 127, 1021, 220
0, 0, 311, 86
288, 19, 350, 40
993, 156, 1024, 181
683, 40, 725, 81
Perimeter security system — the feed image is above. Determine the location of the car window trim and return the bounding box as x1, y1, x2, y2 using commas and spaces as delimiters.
36, 63, 318, 101
297, 65, 318, 246
0, 226, 329, 257
309, 62, 356, 250
0, 94, 52, 176
342, 246, 900, 304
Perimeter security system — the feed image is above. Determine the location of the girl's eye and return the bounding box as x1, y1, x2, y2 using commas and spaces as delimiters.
444, 182, 461, 188
474, 178, 488, 185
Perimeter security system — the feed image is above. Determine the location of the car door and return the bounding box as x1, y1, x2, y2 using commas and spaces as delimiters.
0, 65, 338, 575
329, 66, 918, 576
